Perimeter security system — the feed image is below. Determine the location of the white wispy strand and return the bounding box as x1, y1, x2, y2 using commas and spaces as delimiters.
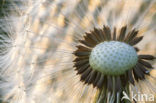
0, 0, 155, 103
0, 0, 40, 103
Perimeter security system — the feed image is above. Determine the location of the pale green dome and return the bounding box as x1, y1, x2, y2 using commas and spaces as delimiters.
89, 41, 138, 75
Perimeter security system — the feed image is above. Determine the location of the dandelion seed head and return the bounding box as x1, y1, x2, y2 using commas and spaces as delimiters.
89, 41, 138, 75
0, 0, 156, 103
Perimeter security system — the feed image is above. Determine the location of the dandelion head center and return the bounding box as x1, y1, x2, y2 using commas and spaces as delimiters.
89, 41, 138, 75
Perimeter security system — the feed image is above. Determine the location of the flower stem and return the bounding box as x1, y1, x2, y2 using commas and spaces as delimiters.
94, 83, 132, 103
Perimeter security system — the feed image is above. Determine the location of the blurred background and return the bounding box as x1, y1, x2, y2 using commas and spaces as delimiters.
0, 0, 156, 103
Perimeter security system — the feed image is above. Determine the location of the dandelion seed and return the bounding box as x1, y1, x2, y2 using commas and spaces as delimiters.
0, 0, 156, 103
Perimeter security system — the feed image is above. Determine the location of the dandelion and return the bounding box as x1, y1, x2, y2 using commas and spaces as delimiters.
0, 0, 156, 103
73, 25, 155, 102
